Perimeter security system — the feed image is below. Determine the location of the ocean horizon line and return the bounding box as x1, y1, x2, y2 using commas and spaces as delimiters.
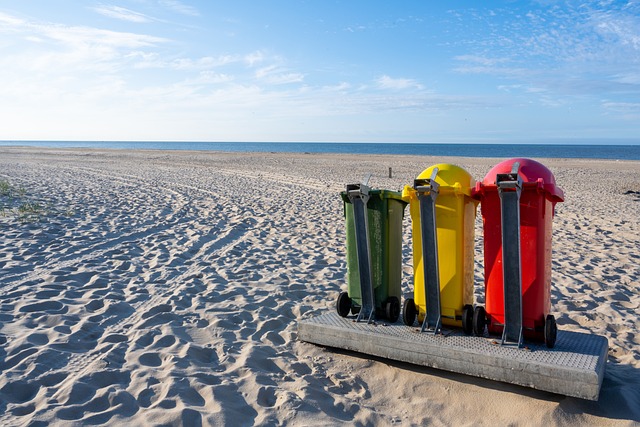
2, 139, 640, 145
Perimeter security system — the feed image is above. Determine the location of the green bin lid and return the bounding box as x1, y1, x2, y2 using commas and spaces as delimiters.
340, 188, 405, 204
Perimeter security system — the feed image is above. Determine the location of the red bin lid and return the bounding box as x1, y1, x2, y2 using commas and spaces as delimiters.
481, 158, 564, 202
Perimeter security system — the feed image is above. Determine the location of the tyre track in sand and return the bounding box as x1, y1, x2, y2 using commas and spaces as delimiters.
1, 153, 344, 425
0, 164, 194, 295
0, 161, 264, 425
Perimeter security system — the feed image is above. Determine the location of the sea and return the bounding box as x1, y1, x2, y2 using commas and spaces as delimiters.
1, 141, 640, 161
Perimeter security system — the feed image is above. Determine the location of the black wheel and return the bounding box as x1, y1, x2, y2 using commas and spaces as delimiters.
385, 297, 400, 323
473, 306, 486, 336
336, 291, 351, 317
544, 314, 557, 348
462, 304, 474, 335
402, 298, 416, 326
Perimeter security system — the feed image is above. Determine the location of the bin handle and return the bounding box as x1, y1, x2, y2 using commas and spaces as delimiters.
511, 161, 520, 175
413, 167, 440, 194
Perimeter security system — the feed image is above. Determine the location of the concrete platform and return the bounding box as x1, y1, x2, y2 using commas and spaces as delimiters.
298, 312, 608, 401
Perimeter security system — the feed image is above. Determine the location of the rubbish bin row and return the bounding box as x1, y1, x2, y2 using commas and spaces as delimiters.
336, 158, 564, 348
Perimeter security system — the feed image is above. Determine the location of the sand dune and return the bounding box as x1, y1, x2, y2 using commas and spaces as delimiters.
0, 147, 638, 425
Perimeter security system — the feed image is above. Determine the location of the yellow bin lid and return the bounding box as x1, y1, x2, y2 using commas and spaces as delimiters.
416, 163, 475, 196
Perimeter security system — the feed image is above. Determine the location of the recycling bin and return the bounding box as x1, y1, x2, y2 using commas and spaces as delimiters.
472, 158, 564, 348
401, 164, 478, 334
336, 184, 407, 323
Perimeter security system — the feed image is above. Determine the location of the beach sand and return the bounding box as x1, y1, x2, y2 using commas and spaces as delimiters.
0, 147, 638, 426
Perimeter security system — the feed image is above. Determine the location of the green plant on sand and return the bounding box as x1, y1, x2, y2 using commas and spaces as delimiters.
0, 178, 65, 223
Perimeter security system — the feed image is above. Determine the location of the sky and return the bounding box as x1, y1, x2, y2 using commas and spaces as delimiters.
0, 1, 639, 144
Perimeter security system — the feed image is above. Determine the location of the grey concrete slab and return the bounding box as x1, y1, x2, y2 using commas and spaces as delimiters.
298, 312, 608, 401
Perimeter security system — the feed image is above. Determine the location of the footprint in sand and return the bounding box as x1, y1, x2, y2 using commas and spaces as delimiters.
257, 386, 277, 407
27, 333, 49, 346
0, 379, 40, 404
138, 352, 162, 367
19, 301, 66, 314
11, 403, 36, 417
86, 299, 104, 312
137, 387, 156, 408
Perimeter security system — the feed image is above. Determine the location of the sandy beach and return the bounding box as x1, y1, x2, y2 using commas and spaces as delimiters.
0, 146, 639, 426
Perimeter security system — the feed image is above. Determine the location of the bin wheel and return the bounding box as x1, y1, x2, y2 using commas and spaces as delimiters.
473, 306, 486, 336
462, 304, 474, 335
336, 292, 351, 317
385, 297, 400, 323
402, 298, 416, 326
544, 314, 557, 348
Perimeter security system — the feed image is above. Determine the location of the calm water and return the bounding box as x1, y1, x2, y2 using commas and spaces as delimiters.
2, 141, 640, 160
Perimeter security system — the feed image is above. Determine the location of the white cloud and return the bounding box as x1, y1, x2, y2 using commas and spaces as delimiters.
255, 65, 304, 84
244, 51, 267, 67
1, 13, 168, 50
498, 84, 523, 92
132, 51, 255, 77
93, 6, 153, 23
196, 71, 233, 84
454, 55, 509, 67
266, 73, 305, 85
0, 11, 169, 76
592, 11, 640, 50
375, 75, 424, 90
42, 25, 166, 49
450, 2, 640, 103
322, 82, 351, 91
452, 54, 533, 80
159, 0, 200, 17
602, 101, 640, 119
612, 72, 640, 85
345, 25, 367, 33
0, 11, 26, 26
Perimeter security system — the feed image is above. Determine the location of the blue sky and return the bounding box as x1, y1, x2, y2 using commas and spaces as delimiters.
0, 1, 638, 143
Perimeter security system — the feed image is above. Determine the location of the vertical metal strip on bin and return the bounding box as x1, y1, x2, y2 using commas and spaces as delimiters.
497, 163, 524, 347
414, 168, 442, 334
346, 183, 376, 324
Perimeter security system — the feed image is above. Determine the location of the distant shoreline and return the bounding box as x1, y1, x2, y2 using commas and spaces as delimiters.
3, 145, 640, 166
2, 140, 640, 160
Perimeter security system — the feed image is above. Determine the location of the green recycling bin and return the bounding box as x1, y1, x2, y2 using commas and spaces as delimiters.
336, 184, 407, 323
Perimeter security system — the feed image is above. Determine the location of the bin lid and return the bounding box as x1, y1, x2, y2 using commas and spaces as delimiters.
481, 158, 564, 201
416, 163, 475, 195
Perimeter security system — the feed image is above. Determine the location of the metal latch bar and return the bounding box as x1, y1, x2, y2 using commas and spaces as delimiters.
497, 162, 524, 347
346, 183, 376, 324
414, 168, 442, 334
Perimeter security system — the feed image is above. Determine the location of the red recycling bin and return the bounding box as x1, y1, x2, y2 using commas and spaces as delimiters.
473, 158, 564, 347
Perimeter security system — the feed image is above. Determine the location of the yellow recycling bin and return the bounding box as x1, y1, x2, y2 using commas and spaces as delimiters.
402, 164, 478, 334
